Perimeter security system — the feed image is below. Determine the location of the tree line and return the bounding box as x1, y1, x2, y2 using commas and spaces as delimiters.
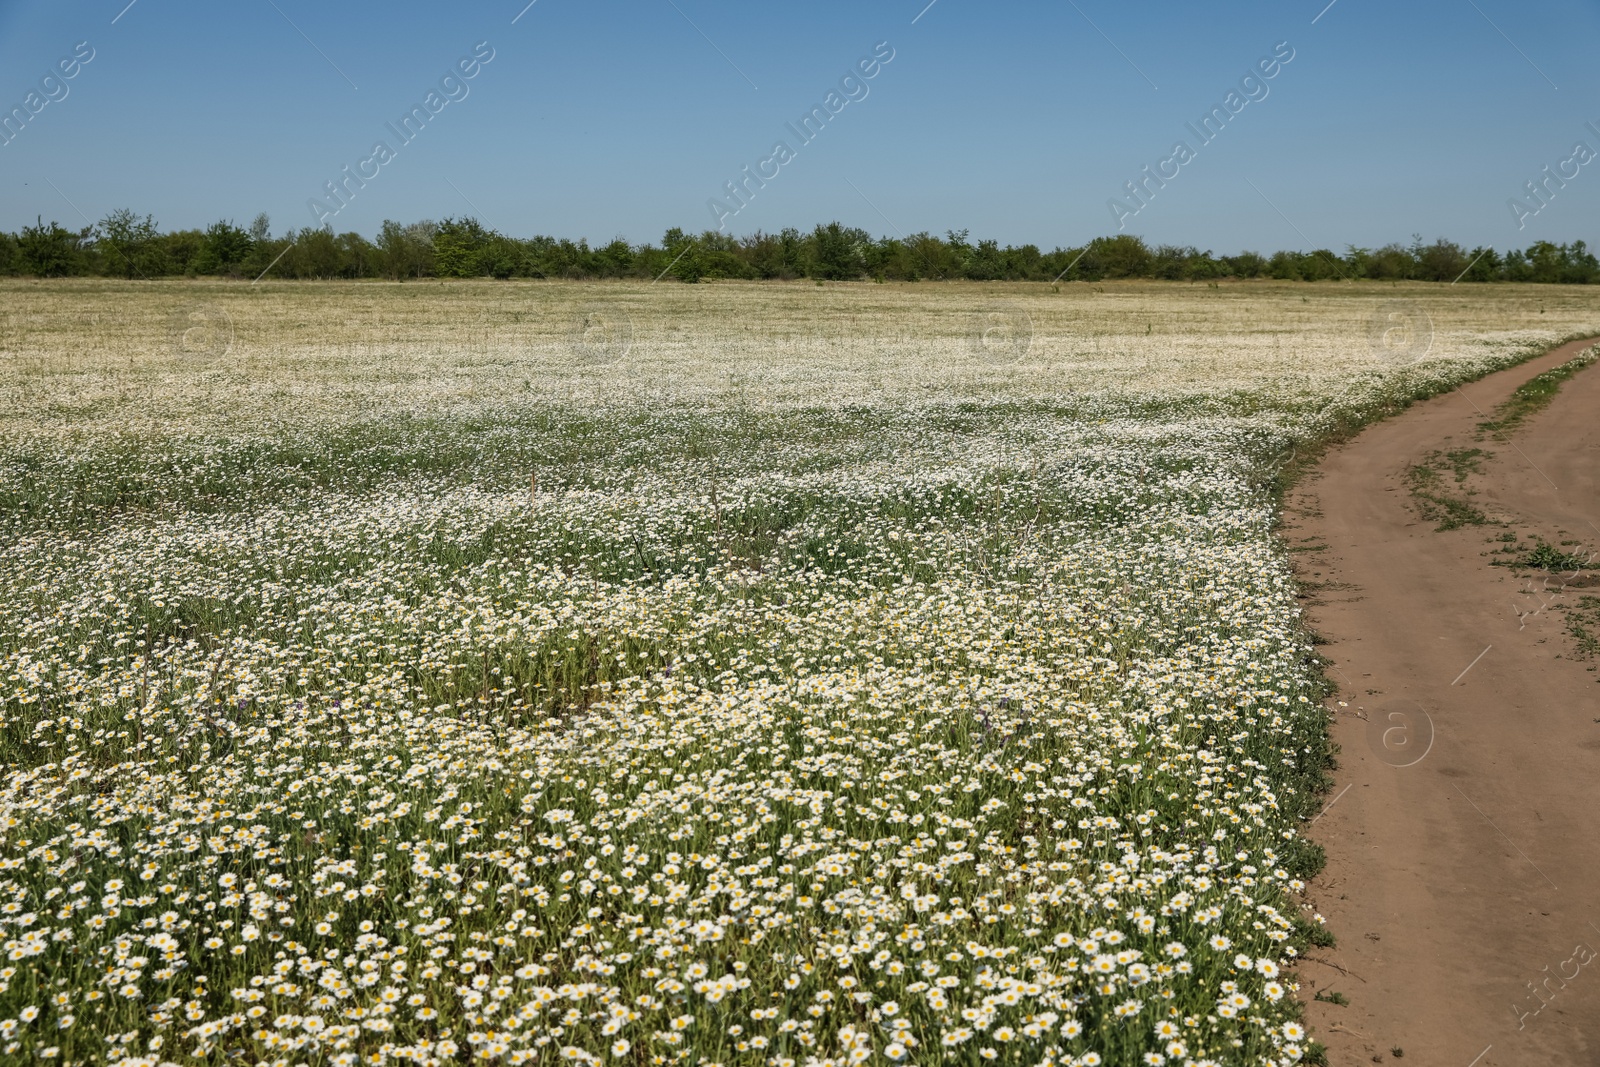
4, 210, 1598, 284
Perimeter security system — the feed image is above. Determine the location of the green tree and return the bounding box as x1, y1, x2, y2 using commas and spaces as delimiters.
943, 228, 973, 277
161, 229, 207, 275
434, 217, 494, 278
595, 238, 634, 278
966, 238, 1005, 280
1524, 241, 1566, 284
809, 221, 865, 280
376, 220, 408, 279
1150, 244, 1192, 280
1299, 250, 1345, 281
17, 218, 86, 277
1457, 246, 1500, 282
337, 232, 378, 278
1414, 238, 1468, 282
691, 230, 751, 280
1042, 245, 1085, 281
1087, 234, 1153, 278
0, 231, 20, 275
1266, 250, 1300, 280
778, 227, 809, 278
861, 234, 910, 281
1225, 251, 1267, 278
235, 214, 277, 279
1367, 243, 1415, 280
199, 220, 254, 276
95, 208, 165, 278
295, 227, 342, 278
660, 227, 702, 283
1562, 240, 1598, 284
1003, 243, 1044, 280
1503, 248, 1532, 282
246, 237, 294, 281
376, 219, 437, 279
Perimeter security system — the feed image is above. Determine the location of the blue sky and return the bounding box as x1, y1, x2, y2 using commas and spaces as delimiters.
1, 0, 1597, 253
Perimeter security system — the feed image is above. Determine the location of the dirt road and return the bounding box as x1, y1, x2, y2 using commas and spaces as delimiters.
1285, 337, 1600, 1066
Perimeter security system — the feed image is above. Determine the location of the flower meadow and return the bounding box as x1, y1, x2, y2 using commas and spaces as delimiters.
2, 281, 1596, 1066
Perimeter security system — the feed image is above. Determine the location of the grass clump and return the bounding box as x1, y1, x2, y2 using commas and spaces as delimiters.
1494, 538, 1596, 572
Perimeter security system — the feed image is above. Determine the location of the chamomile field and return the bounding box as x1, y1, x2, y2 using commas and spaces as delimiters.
1, 279, 1596, 1067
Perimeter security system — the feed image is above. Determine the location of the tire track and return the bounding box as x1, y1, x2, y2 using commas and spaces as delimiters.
1285, 337, 1600, 1066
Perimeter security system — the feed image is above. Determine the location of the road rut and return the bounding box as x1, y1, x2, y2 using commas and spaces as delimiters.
1286, 337, 1600, 1066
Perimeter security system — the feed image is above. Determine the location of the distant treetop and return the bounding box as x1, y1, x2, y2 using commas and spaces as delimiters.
1, 214, 1594, 285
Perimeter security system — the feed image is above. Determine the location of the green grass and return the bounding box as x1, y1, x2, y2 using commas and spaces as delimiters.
1477, 345, 1600, 438
1565, 596, 1600, 659
1404, 450, 1493, 530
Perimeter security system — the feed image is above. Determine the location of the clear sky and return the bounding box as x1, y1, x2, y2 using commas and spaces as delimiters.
2, 0, 1598, 253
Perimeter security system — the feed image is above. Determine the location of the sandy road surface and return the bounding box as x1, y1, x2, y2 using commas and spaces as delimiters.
1285, 338, 1600, 1066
